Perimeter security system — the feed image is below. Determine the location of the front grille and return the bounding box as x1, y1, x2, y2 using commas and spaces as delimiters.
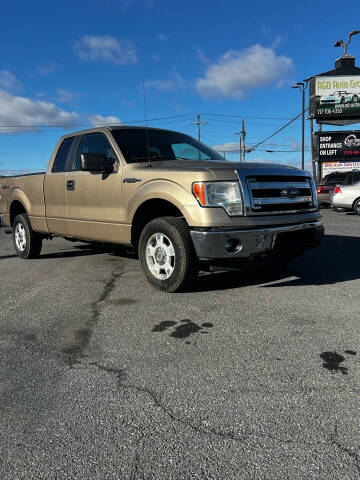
246, 175, 314, 214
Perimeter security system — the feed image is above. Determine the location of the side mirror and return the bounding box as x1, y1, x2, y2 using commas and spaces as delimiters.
80, 153, 114, 173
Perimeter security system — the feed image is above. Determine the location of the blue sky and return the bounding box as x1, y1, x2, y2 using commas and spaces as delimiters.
0, 0, 360, 174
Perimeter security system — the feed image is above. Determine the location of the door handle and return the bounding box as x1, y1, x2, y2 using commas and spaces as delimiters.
66, 179, 75, 191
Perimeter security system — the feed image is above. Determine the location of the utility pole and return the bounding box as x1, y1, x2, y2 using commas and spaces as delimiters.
310, 118, 317, 183
241, 119, 246, 162
292, 82, 306, 170
190, 114, 207, 141
317, 123, 322, 181
235, 120, 246, 162
234, 132, 242, 162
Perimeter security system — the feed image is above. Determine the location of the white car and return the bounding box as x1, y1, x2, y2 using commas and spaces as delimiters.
331, 182, 360, 215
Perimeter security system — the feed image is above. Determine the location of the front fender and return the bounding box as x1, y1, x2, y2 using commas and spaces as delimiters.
128, 179, 198, 223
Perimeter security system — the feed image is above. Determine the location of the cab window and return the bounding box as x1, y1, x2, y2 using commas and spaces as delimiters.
73, 133, 117, 171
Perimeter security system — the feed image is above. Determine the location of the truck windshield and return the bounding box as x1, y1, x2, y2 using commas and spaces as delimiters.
111, 128, 224, 163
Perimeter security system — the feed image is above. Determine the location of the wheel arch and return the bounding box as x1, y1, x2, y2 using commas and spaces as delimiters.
10, 200, 28, 226
131, 198, 184, 247
352, 196, 360, 211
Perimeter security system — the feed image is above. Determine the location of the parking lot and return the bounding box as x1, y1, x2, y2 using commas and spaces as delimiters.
0, 209, 360, 479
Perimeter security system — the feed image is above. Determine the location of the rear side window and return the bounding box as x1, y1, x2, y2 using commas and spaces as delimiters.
343, 174, 353, 186
353, 173, 360, 184
52, 137, 75, 172
324, 174, 346, 185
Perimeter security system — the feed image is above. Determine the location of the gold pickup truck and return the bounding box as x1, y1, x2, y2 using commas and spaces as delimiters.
0, 126, 324, 292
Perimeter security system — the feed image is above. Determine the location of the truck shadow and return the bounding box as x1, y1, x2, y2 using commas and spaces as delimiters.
4, 234, 358, 291
38, 242, 137, 260
193, 234, 360, 292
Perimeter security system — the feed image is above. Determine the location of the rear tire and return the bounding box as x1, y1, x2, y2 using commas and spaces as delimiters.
13, 213, 42, 259
353, 198, 360, 216
139, 217, 198, 292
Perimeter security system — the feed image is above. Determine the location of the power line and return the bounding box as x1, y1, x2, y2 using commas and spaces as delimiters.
203, 113, 296, 120
247, 108, 309, 154
0, 114, 192, 129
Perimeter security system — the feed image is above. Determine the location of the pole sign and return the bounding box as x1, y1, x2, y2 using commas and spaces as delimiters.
322, 161, 360, 176
310, 75, 360, 121
317, 130, 360, 161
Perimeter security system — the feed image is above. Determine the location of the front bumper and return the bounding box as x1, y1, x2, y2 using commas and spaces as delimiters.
190, 221, 324, 260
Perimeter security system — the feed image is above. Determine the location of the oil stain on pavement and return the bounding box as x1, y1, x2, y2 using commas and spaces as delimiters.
152, 319, 213, 341
320, 350, 357, 375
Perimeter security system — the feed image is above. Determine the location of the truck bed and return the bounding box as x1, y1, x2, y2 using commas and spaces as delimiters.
0, 173, 46, 229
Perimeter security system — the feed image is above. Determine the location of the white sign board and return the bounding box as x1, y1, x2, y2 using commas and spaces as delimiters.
315, 76, 360, 95
322, 161, 360, 177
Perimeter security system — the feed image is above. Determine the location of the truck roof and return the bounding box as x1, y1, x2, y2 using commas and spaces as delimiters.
60, 125, 183, 140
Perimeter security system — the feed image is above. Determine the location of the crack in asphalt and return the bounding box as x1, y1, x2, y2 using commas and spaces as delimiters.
63, 265, 124, 367
88, 362, 356, 455
129, 452, 142, 480
89, 361, 246, 443
330, 422, 360, 475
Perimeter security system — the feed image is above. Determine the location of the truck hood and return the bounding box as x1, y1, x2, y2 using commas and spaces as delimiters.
146, 160, 306, 181
147, 159, 302, 172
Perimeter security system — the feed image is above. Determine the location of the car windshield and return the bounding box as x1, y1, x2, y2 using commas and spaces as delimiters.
111, 128, 225, 163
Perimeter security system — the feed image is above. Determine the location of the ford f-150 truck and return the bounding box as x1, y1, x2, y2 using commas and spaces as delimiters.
0, 126, 324, 292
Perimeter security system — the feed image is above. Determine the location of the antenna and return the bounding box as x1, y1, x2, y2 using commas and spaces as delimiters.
142, 81, 151, 168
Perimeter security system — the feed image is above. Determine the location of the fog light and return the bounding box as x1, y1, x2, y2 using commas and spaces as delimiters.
225, 238, 242, 253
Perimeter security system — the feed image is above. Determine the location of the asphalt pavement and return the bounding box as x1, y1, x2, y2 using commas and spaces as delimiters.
1, 209, 360, 480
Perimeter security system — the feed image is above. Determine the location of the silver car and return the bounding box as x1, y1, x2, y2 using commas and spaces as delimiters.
331, 180, 360, 215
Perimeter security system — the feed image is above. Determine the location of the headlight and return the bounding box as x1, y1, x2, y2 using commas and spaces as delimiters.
192, 181, 243, 216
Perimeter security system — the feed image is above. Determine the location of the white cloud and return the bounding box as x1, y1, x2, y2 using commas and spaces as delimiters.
157, 33, 167, 41
0, 70, 22, 91
74, 35, 137, 65
37, 62, 57, 75
88, 114, 122, 126
212, 142, 241, 153
195, 47, 209, 64
196, 44, 294, 98
56, 89, 83, 104
0, 89, 80, 133
271, 35, 285, 49
117, 96, 134, 108
145, 69, 186, 92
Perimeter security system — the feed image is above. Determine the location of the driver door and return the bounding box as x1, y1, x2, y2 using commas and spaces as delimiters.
65, 132, 127, 243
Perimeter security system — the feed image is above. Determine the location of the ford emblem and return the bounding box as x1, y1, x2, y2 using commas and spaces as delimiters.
281, 187, 299, 198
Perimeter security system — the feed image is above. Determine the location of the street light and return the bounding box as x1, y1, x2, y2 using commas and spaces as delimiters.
334, 30, 360, 56
292, 82, 306, 170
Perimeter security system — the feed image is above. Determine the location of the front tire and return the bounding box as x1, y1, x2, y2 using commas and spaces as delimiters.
139, 217, 198, 292
13, 213, 42, 259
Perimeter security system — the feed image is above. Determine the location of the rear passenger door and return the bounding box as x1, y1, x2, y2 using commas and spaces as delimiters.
44, 136, 76, 235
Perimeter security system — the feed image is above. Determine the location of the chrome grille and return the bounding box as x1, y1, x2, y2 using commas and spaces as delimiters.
246, 175, 314, 214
